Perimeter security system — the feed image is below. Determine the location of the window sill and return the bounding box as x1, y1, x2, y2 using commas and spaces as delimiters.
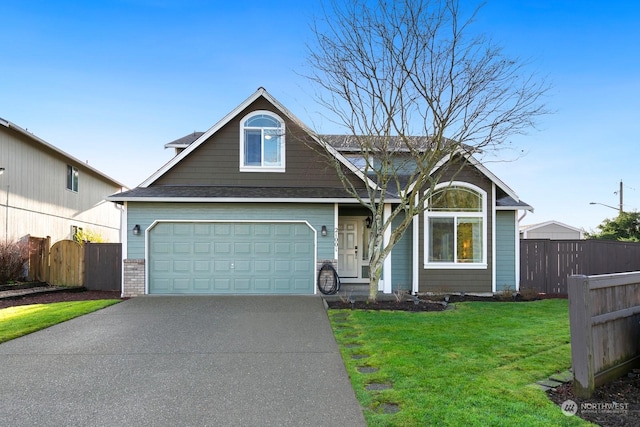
424, 263, 487, 270
240, 166, 286, 173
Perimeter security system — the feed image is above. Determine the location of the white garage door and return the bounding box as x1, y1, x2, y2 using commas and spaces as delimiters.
148, 222, 315, 294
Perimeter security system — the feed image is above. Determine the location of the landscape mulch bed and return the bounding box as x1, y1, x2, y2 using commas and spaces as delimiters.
547, 374, 640, 426
0, 287, 124, 309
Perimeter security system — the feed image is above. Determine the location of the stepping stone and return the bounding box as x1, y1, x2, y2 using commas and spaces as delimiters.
536, 378, 564, 388
380, 403, 400, 414
549, 371, 573, 383
344, 333, 359, 338
351, 354, 369, 360
345, 343, 362, 348
531, 383, 553, 392
366, 383, 392, 391
357, 366, 379, 374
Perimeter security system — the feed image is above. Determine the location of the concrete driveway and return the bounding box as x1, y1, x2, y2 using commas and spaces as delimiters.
0, 296, 366, 427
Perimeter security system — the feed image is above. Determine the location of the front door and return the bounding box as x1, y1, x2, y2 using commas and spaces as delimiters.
338, 219, 359, 277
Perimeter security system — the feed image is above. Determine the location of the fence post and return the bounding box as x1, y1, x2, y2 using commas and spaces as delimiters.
568, 274, 595, 398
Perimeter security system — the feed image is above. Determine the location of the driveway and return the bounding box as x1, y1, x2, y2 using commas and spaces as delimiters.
0, 296, 366, 426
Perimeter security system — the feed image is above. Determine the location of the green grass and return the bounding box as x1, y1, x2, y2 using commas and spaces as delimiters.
0, 300, 121, 343
330, 300, 591, 426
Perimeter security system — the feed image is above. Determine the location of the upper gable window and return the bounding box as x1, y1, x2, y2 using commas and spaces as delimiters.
239, 111, 285, 172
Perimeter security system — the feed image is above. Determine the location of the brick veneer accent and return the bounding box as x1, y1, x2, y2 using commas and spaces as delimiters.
123, 259, 145, 297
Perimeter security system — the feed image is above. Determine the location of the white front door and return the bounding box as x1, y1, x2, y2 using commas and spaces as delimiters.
338, 219, 359, 277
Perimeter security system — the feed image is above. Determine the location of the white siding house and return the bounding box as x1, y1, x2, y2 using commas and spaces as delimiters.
0, 117, 126, 243
520, 221, 584, 240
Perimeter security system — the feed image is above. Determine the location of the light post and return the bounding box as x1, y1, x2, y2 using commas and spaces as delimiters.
589, 201, 622, 215
590, 180, 624, 215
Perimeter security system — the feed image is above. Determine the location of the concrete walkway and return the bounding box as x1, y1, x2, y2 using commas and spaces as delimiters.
0, 296, 366, 427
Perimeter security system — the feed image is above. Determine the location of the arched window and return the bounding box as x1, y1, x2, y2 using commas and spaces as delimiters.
424, 183, 487, 268
239, 111, 285, 172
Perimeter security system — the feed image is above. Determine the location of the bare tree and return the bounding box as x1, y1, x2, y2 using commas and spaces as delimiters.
305, 0, 548, 301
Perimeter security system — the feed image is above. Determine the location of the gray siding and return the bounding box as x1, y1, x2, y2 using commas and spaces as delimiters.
0, 123, 122, 242
495, 211, 517, 291
391, 211, 413, 291
154, 97, 366, 191
418, 161, 494, 293
127, 202, 335, 260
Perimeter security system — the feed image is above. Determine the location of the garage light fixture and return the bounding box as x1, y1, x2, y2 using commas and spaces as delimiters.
132, 224, 141, 235
321, 225, 327, 236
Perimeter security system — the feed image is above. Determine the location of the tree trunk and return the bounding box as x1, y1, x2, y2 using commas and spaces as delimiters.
367, 229, 385, 301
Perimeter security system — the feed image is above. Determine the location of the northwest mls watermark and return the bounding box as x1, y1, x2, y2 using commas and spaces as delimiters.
562, 399, 631, 416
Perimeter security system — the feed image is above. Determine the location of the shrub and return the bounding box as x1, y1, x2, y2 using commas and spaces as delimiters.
0, 240, 28, 284
74, 229, 105, 244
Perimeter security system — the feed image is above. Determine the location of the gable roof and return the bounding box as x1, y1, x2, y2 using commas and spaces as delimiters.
0, 117, 126, 189
107, 87, 531, 210
520, 220, 583, 233
140, 87, 377, 190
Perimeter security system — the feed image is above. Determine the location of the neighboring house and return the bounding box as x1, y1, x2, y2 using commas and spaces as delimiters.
107, 88, 532, 297
520, 221, 584, 240
0, 117, 126, 243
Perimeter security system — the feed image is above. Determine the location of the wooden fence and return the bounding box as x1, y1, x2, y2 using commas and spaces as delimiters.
27, 238, 121, 291
27, 236, 50, 282
84, 243, 122, 291
49, 240, 84, 287
568, 272, 640, 398
520, 239, 640, 294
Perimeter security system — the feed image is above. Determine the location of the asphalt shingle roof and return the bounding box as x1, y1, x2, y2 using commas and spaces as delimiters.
109, 185, 370, 200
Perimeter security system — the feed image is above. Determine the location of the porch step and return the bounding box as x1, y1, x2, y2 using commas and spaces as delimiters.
321, 283, 400, 302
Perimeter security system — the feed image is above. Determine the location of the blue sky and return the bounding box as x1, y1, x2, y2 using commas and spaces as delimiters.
1, 0, 638, 232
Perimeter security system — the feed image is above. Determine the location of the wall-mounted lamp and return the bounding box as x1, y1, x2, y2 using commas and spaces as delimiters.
321, 225, 327, 236
0, 167, 4, 175
365, 216, 372, 228
132, 224, 141, 235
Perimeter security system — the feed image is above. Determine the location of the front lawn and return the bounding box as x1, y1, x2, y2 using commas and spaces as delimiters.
330, 299, 590, 426
0, 300, 121, 343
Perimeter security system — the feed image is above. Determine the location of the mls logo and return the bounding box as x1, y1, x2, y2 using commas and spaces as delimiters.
561, 399, 578, 416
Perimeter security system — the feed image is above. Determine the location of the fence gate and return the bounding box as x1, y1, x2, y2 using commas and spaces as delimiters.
27, 236, 51, 282
49, 240, 84, 287
84, 243, 122, 291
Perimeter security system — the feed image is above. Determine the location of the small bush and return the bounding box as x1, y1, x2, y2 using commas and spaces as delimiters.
0, 240, 28, 284
496, 286, 516, 301
518, 287, 540, 301
74, 229, 105, 244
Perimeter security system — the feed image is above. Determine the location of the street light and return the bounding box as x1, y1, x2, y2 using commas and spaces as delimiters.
589, 201, 622, 215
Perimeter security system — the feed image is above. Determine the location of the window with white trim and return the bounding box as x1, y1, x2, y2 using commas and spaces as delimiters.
66, 165, 79, 192
239, 111, 285, 172
424, 183, 487, 268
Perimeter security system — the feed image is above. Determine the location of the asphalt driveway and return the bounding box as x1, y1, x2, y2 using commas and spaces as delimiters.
0, 296, 366, 426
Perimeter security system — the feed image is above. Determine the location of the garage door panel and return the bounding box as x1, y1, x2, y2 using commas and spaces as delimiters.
194, 242, 211, 254
173, 260, 191, 273
234, 260, 251, 273
173, 278, 190, 290
149, 222, 314, 295
254, 260, 271, 273
234, 242, 251, 254
173, 242, 191, 254
254, 278, 271, 290
233, 278, 251, 290
213, 278, 231, 290
215, 242, 232, 254
254, 242, 271, 254
194, 260, 210, 273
